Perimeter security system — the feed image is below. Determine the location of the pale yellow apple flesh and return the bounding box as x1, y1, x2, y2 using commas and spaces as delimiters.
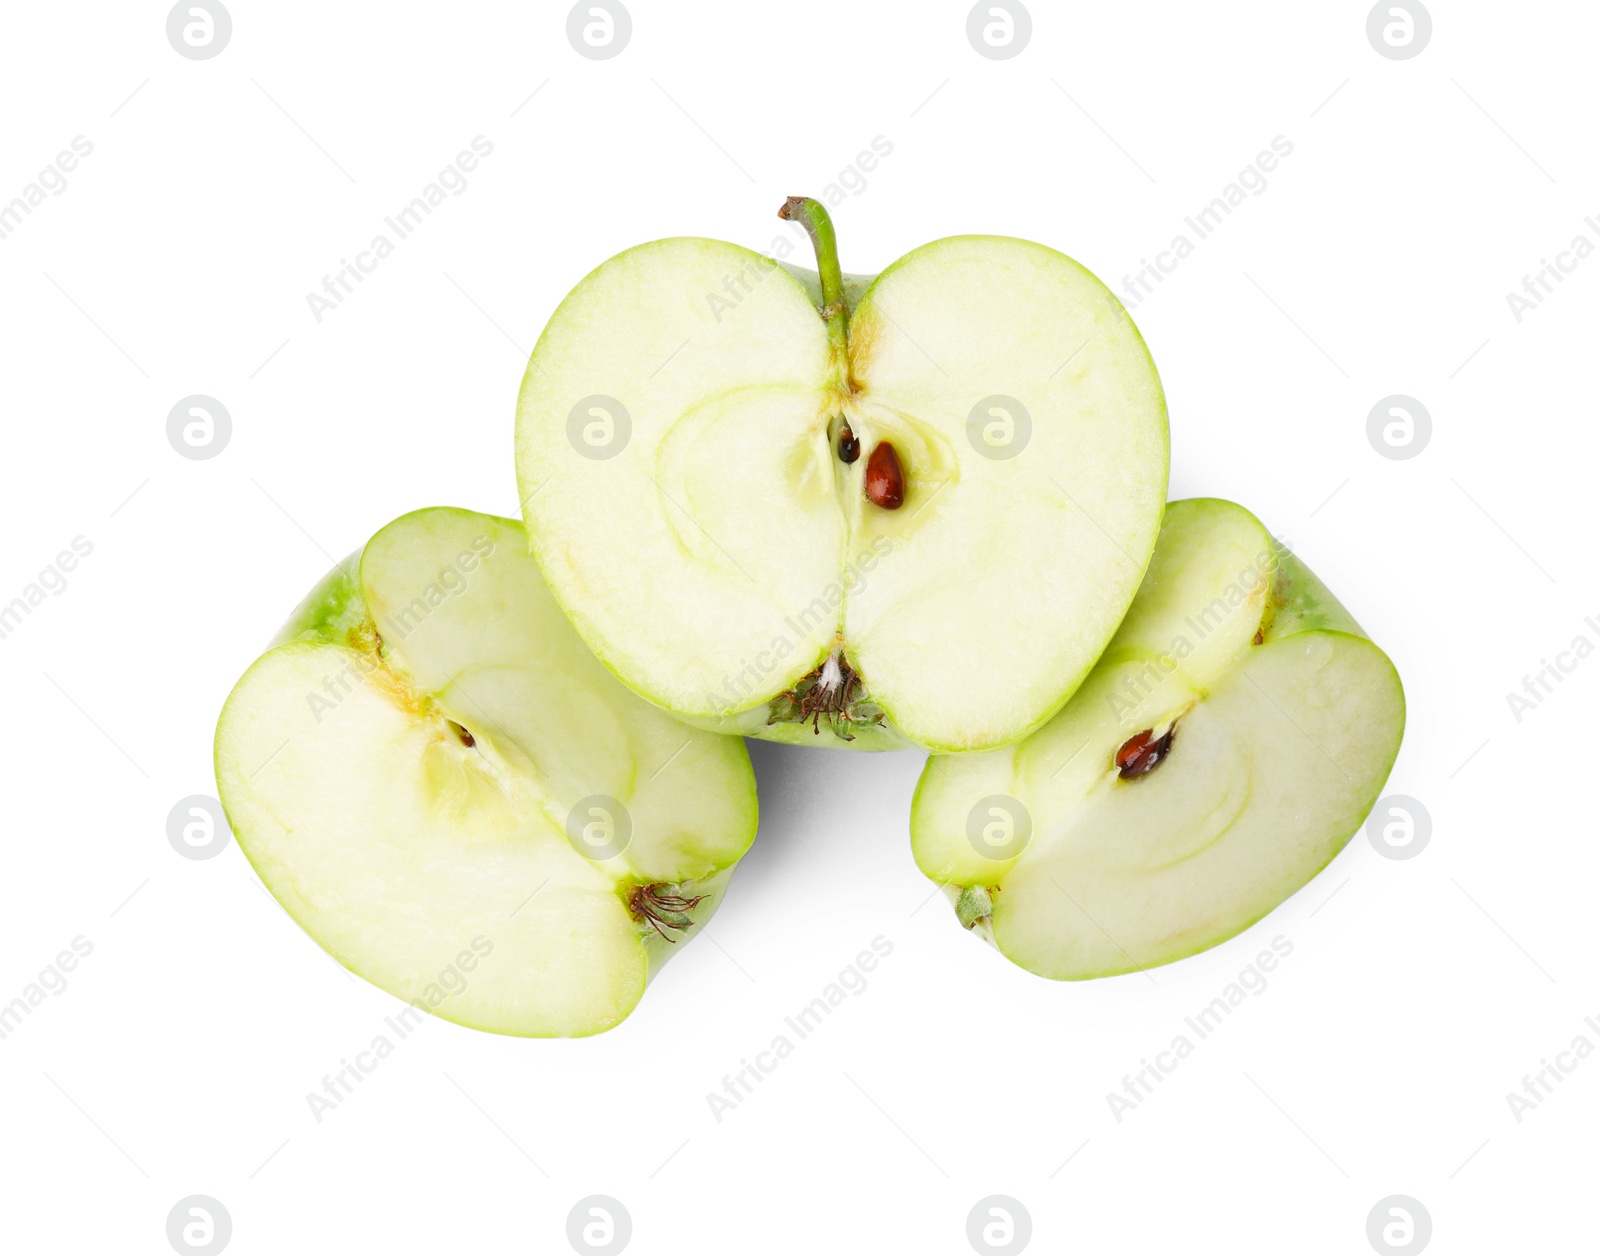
911, 498, 1405, 979
214, 508, 758, 1036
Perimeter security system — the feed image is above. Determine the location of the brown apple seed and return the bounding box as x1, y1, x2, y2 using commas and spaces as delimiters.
1115, 727, 1175, 779
838, 424, 860, 464
864, 440, 905, 509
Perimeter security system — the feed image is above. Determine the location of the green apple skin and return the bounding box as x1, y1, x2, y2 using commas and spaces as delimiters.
516, 219, 1169, 755
215, 508, 757, 1037
911, 498, 1405, 980
270, 550, 364, 647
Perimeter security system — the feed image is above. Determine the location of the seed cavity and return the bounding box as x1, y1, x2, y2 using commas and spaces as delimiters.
838, 424, 860, 464
448, 720, 475, 748
865, 440, 905, 509
1115, 727, 1174, 779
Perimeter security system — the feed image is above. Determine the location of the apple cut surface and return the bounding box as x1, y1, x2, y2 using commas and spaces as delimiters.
910, 498, 1404, 979
214, 508, 757, 1037
516, 203, 1168, 752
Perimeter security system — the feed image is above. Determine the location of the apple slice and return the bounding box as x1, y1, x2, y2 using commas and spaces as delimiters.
910, 498, 1404, 979
516, 198, 1168, 751
214, 508, 757, 1036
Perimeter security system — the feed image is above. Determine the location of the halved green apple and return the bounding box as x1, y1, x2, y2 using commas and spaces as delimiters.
911, 498, 1404, 979
214, 508, 757, 1036
515, 198, 1168, 751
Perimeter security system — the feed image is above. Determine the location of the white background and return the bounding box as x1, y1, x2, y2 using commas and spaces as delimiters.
0, 2, 1594, 1252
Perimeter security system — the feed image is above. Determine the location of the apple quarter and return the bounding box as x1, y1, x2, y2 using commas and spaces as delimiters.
214, 508, 758, 1037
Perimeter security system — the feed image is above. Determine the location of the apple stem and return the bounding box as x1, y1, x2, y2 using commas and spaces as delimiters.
778, 196, 848, 353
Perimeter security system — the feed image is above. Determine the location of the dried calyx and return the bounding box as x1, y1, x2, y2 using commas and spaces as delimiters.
768, 649, 886, 740
1115, 726, 1175, 779
627, 883, 708, 942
